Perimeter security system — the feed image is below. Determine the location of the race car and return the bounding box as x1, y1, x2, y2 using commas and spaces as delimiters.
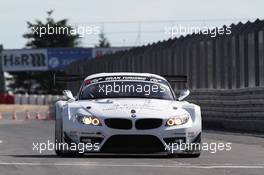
54, 72, 202, 157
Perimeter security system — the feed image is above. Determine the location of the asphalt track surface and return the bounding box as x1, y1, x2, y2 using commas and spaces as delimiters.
0, 116, 264, 175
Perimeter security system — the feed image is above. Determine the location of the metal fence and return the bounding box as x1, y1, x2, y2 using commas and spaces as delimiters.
66, 19, 264, 92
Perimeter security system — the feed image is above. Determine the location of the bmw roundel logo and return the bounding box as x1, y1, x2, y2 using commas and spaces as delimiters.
131, 114, 136, 118
131, 109, 136, 118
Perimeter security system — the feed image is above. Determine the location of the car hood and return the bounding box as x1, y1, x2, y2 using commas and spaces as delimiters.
73, 98, 188, 119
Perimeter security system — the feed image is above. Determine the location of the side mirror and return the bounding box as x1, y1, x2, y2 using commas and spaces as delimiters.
178, 89, 190, 101
63, 90, 75, 101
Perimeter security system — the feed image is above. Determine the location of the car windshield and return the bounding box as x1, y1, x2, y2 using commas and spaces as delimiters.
79, 80, 174, 100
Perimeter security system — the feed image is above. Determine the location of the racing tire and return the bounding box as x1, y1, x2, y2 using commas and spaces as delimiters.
55, 115, 83, 157
55, 113, 65, 156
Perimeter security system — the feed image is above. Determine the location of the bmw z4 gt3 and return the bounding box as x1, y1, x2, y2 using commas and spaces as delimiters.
55, 72, 202, 157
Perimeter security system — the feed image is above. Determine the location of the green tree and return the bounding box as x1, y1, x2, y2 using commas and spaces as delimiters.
95, 31, 111, 48
11, 10, 80, 94
23, 10, 79, 48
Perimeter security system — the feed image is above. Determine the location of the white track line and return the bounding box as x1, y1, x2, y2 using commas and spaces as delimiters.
0, 162, 263, 169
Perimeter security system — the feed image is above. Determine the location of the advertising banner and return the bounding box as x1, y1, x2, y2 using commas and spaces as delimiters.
92, 47, 131, 58
1, 49, 48, 71
47, 48, 92, 70
0, 47, 130, 71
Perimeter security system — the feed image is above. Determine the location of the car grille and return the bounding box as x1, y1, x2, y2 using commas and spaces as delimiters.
135, 118, 163, 130
101, 135, 164, 153
105, 118, 132, 130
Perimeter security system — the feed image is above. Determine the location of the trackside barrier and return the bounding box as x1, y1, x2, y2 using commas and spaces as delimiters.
14, 94, 21, 104
0, 93, 14, 104
13, 94, 63, 105
0, 111, 55, 121
21, 95, 29, 104
186, 87, 264, 133
36, 95, 45, 105
29, 95, 37, 105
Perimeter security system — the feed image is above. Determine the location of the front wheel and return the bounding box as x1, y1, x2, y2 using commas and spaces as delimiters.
54, 116, 83, 157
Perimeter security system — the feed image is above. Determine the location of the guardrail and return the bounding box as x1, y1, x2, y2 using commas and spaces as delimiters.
187, 87, 264, 132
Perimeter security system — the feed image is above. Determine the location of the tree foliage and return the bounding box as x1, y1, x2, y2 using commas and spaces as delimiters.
23, 10, 79, 48
11, 10, 79, 94
95, 31, 111, 48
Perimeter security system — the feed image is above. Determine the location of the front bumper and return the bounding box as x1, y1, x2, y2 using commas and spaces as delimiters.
63, 119, 201, 154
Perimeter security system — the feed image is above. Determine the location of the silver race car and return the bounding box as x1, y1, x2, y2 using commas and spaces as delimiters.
55, 72, 202, 157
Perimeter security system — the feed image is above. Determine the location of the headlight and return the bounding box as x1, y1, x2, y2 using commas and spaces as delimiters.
166, 114, 189, 126
77, 115, 102, 126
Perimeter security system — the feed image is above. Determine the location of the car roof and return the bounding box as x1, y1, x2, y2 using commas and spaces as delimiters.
84, 72, 167, 81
